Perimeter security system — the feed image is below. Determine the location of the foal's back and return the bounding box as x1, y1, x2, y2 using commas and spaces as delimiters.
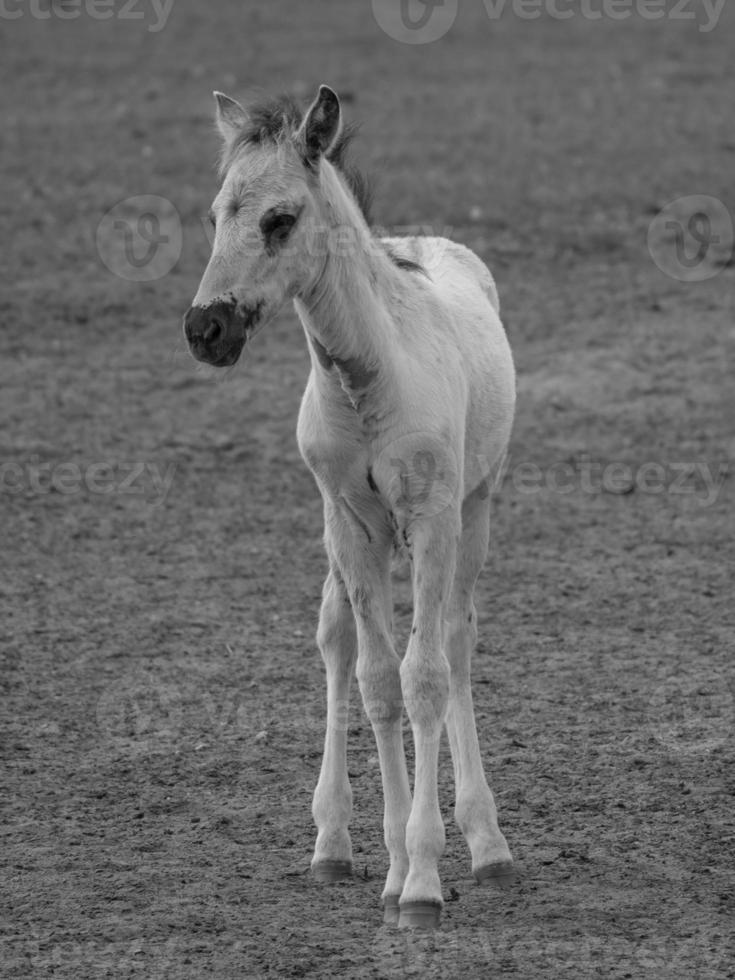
383, 235, 515, 486
383, 235, 501, 314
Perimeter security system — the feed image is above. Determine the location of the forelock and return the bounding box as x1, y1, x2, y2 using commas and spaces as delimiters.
218, 95, 302, 177
217, 92, 373, 223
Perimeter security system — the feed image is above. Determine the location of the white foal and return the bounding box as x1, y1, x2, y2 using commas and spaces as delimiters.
184, 85, 516, 929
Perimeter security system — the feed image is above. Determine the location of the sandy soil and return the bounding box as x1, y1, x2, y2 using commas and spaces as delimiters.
2, 2, 734, 977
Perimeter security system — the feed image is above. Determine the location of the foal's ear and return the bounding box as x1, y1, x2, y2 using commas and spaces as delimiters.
296, 85, 342, 165
213, 91, 248, 143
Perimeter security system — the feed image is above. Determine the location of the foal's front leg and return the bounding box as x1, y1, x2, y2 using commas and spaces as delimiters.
328, 510, 413, 922
398, 514, 458, 928
311, 561, 357, 881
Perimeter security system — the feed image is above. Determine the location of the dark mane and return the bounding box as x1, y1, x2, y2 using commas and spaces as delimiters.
221, 93, 374, 225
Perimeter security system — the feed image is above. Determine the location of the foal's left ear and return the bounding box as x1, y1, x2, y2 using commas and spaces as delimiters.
213, 91, 248, 143
296, 85, 342, 165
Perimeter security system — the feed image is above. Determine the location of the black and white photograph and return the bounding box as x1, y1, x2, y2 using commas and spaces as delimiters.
2, 1, 733, 976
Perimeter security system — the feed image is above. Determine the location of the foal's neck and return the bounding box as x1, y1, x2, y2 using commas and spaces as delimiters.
294, 162, 401, 394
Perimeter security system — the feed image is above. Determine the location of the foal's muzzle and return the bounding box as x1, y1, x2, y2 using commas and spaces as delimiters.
183, 299, 260, 367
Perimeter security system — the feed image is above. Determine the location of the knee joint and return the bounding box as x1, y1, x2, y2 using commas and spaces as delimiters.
446, 605, 478, 668
357, 660, 403, 726
400, 655, 450, 729
317, 576, 355, 653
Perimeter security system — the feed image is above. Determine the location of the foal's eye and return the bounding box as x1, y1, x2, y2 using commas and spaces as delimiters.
260, 210, 297, 246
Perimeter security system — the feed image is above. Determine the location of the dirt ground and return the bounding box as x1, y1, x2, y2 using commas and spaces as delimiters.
2, 2, 734, 977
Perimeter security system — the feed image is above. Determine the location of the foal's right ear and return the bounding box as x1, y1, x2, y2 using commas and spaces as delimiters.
296, 85, 342, 166
213, 91, 248, 143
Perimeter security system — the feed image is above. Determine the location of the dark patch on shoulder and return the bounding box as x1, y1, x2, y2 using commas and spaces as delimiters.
308, 334, 377, 392
367, 469, 379, 493
331, 353, 378, 392
384, 246, 429, 278
307, 333, 334, 370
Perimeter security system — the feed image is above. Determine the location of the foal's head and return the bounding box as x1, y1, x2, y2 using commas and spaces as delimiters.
183, 85, 364, 367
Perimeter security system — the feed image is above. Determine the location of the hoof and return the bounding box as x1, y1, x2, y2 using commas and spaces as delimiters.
382, 894, 400, 926
398, 901, 442, 930
311, 859, 353, 883
473, 860, 517, 888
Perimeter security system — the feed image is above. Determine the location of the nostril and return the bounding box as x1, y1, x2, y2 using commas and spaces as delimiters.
204, 317, 224, 345
184, 311, 196, 344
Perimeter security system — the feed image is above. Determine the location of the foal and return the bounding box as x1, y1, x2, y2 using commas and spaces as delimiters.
184, 85, 516, 929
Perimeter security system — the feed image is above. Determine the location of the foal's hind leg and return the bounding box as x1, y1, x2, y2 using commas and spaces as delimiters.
397, 513, 458, 928
445, 483, 515, 884
311, 550, 357, 881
